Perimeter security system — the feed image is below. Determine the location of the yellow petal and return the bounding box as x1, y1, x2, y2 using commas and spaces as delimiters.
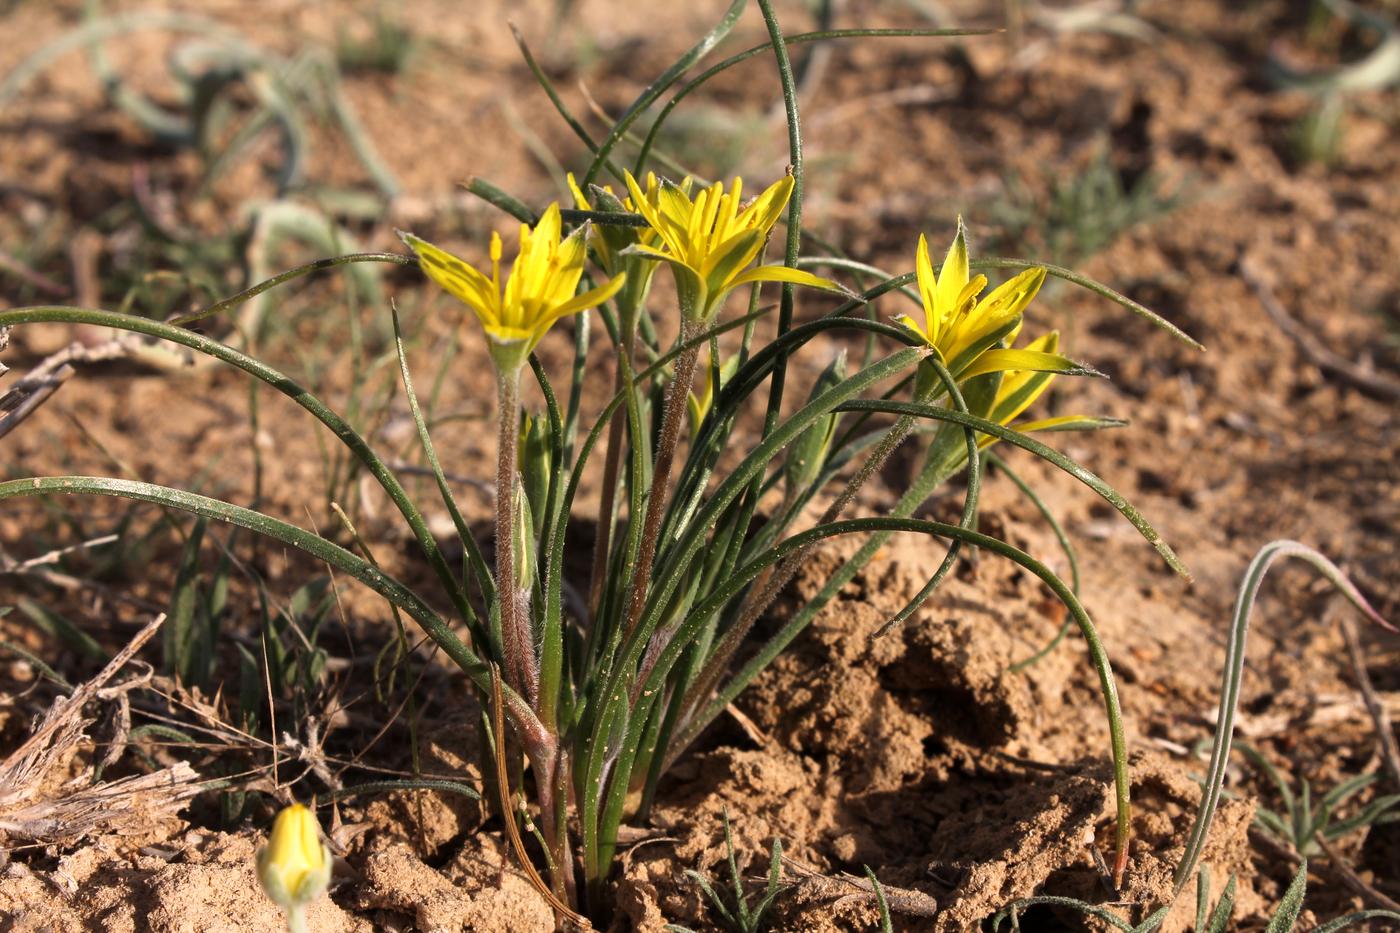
914, 233, 940, 342
979, 266, 1047, 319
701, 227, 764, 283
735, 175, 793, 236
566, 172, 590, 210
935, 217, 970, 320
978, 413, 1114, 447
654, 180, 700, 257
400, 232, 501, 327
547, 272, 627, 323
726, 264, 843, 294
533, 202, 563, 246
958, 348, 1087, 381
624, 170, 673, 249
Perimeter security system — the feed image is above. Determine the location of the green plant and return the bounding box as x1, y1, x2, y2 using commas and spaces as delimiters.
1237, 746, 1400, 859
675, 809, 786, 933
334, 9, 417, 75
1270, 0, 1400, 167
867, 866, 894, 933
988, 142, 1188, 268
0, 4, 1207, 925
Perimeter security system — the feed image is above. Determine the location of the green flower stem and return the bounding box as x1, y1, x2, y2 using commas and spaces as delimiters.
284, 905, 308, 933
618, 318, 699, 643
494, 368, 537, 708
534, 747, 575, 905
580, 348, 928, 887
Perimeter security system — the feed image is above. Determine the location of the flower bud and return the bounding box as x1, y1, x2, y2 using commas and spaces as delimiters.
686, 353, 739, 444
518, 410, 552, 539
512, 479, 537, 586
257, 803, 332, 914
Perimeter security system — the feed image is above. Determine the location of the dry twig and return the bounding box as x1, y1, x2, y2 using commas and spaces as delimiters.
1340, 613, 1400, 792
0, 336, 135, 440
1242, 258, 1400, 402
781, 854, 940, 919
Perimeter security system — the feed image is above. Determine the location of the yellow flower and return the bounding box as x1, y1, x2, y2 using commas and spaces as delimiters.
567, 171, 672, 276
567, 171, 677, 315
257, 803, 331, 911
897, 219, 1069, 380
686, 351, 739, 443
980, 329, 1099, 447
621, 170, 843, 323
401, 203, 626, 373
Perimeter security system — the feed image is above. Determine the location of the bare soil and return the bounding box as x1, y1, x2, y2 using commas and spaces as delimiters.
1, 0, 1398, 930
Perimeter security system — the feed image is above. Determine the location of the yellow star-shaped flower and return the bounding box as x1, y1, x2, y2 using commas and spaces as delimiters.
621, 171, 842, 323
401, 203, 625, 373
896, 219, 1098, 391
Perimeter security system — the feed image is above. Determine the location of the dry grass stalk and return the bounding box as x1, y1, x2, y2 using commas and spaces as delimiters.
0, 613, 202, 845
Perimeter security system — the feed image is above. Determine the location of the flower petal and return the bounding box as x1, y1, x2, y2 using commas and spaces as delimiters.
958, 348, 1092, 381
400, 231, 501, 326
735, 175, 794, 236
978, 413, 1122, 448
726, 264, 845, 294
979, 266, 1047, 319
702, 228, 764, 289
625, 170, 676, 250
935, 217, 971, 320
914, 233, 939, 341
547, 272, 628, 322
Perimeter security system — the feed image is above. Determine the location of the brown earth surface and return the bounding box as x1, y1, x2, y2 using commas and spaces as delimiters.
1, 0, 1399, 930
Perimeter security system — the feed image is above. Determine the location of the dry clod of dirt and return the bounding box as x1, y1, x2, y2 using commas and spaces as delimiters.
352, 834, 555, 932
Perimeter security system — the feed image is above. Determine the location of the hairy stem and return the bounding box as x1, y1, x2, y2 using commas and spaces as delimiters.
283, 906, 308, 933
620, 319, 699, 641
533, 747, 576, 905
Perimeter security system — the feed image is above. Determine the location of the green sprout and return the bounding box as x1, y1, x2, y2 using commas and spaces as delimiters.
1237, 745, 1400, 859
673, 809, 786, 933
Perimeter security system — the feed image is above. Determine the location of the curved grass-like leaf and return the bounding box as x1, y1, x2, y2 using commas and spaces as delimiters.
170, 252, 410, 328
0, 305, 476, 631
1, 477, 493, 698
1309, 910, 1400, 933
992, 449, 1083, 672
580, 0, 749, 188
577, 347, 929, 885
990, 896, 1135, 931
632, 28, 987, 177
390, 306, 494, 611
0, 11, 249, 112
610, 512, 1130, 884
838, 399, 1188, 578
1264, 861, 1310, 933
1172, 541, 1394, 896
322, 778, 481, 802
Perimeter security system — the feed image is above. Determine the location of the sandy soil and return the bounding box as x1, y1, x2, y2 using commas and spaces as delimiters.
1, 0, 1398, 930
